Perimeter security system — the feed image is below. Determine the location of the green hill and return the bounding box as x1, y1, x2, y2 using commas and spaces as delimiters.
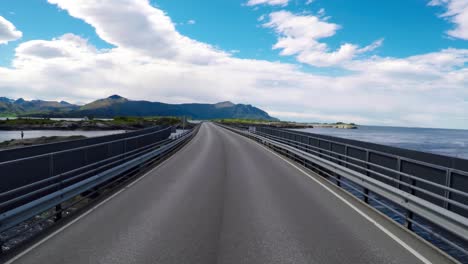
71, 95, 277, 120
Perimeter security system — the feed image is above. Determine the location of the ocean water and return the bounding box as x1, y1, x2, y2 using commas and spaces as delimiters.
0, 130, 125, 143
292, 126, 468, 159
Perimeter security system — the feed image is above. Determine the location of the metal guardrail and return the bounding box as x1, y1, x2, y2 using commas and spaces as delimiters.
0, 125, 172, 163
254, 127, 468, 218
253, 131, 468, 211
0, 126, 173, 213
218, 124, 468, 257
0, 126, 198, 238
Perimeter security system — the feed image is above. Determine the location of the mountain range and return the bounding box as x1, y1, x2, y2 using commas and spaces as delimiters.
0, 95, 277, 121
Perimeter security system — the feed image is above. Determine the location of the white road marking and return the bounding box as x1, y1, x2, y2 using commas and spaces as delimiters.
6, 125, 432, 264
5, 137, 197, 264
258, 142, 433, 264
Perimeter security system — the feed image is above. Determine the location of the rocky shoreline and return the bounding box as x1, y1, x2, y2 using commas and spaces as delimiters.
217, 119, 358, 129
267, 124, 357, 129
0, 121, 148, 131
0, 117, 181, 131
309, 124, 358, 129
0, 136, 87, 149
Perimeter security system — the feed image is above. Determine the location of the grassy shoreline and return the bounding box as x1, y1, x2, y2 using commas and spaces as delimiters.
0, 116, 181, 131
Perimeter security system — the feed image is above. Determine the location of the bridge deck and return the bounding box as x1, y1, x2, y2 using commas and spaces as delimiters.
5, 123, 455, 264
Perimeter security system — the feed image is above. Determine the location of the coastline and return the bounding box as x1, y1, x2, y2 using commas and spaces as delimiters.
0, 135, 87, 150
217, 118, 358, 129
0, 117, 181, 131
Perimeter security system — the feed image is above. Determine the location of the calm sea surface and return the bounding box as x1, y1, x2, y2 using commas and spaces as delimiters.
0, 130, 125, 142
292, 126, 468, 159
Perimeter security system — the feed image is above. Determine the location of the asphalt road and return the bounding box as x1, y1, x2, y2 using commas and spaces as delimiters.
6, 123, 454, 264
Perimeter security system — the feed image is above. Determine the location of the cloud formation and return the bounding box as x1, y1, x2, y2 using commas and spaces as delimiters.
0, 16, 22, 44
47, 0, 227, 64
246, 0, 289, 7
264, 11, 383, 67
0, 0, 467, 129
429, 0, 468, 40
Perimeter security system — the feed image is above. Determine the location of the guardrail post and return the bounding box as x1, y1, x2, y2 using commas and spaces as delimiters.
344, 145, 348, 168
49, 154, 63, 222
404, 164, 416, 230
405, 165, 416, 230
54, 203, 63, 222
365, 151, 371, 175
405, 211, 413, 230
396, 157, 402, 189
336, 173, 341, 187
444, 169, 452, 209
317, 139, 322, 158
363, 151, 370, 204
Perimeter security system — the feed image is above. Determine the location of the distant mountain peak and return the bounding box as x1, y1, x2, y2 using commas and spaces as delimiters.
215, 101, 235, 108
80, 94, 128, 111
108, 95, 125, 100
0, 97, 13, 103
0, 95, 277, 121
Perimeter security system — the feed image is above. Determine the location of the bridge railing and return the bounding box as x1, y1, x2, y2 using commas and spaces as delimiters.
0, 126, 172, 163
0, 126, 173, 214
255, 126, 468, 218
0, 125, 198, 245
218, 124, 468, 260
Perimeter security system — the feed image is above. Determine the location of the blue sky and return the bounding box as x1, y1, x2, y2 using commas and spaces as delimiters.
159, 0, 466, 58
0, 0, 467, 128
1, 0, 466, 65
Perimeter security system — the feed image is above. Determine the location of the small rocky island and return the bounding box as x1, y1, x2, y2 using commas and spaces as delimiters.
217, 119, 358, 129
308, 122, 358, 129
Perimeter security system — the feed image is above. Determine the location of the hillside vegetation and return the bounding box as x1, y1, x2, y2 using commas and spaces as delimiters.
0, 116, 181, 130
0, 95, 277, 121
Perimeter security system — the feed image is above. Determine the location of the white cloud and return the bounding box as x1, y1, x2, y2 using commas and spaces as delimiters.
246, 0, 289, 7
317, 8, 325, 17
15, 34, 96, 60
357, 38, 384, 53
47, 0, 227, 65
0, 16, 22, 44
264, 11, 383, 67
429, 0, 468, 40
187, 19, 196, 25
0, 0, 467, 129
305, 0, 314, 5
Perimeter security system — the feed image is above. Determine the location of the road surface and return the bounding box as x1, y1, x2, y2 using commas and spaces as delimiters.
6, 123, 454, 264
